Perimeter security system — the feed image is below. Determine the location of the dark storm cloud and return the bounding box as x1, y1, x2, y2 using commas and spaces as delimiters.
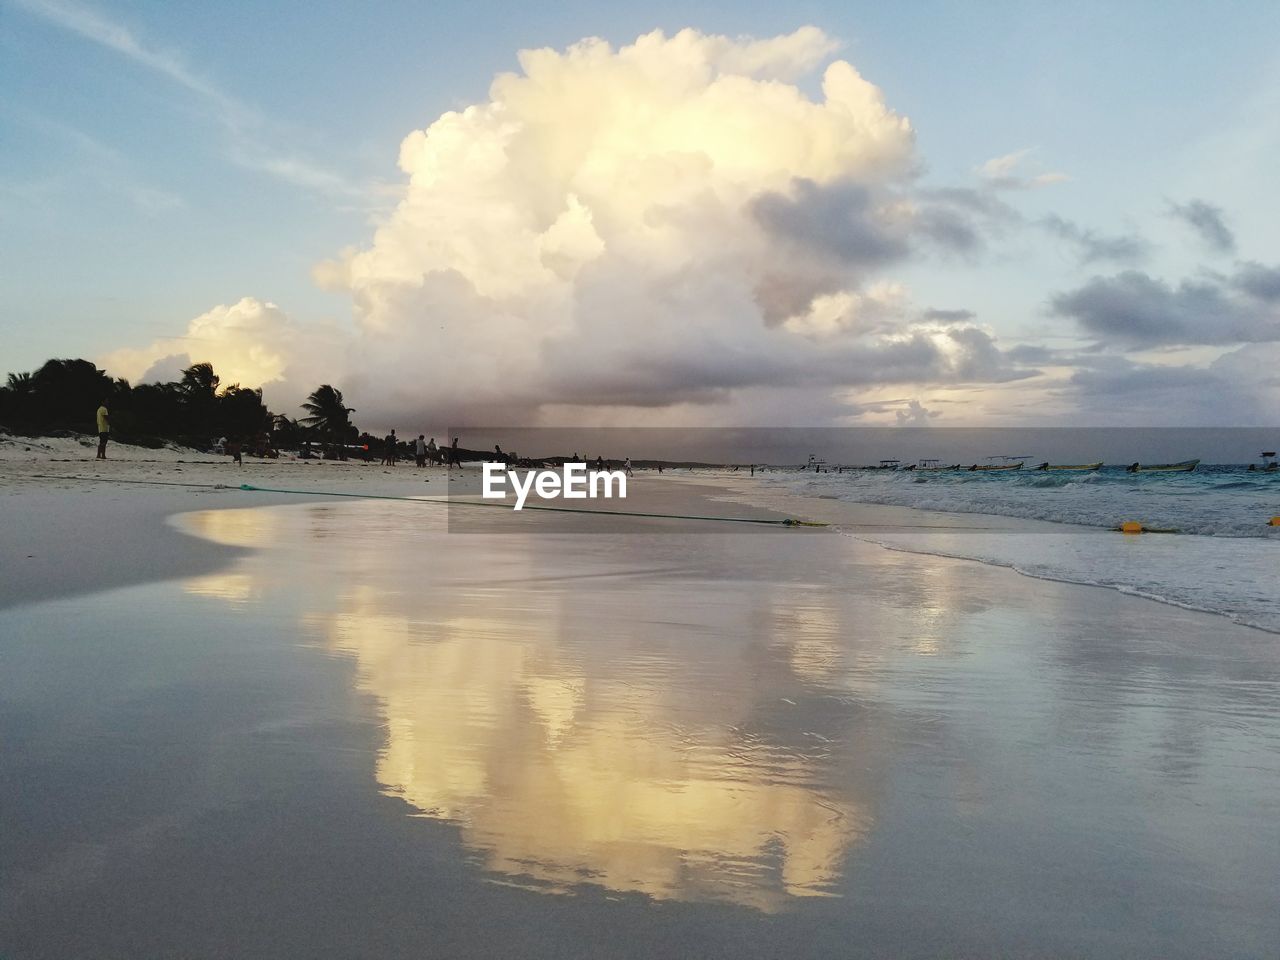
913, 205, 981, 253
748, 180, 1014, 270
1167, 199, 1235, 254
1049, 269, 1280, 347
542, 324, 1037, 411
1004, 344, 1057, 365
749, 180, 909, 267
913, 187, 1018, 255
1067, 358, 1220, 396
1052, 344, 1280, 424
1232, 262, 1280, 303
1039, 214, 1149, 264
752, 272, 844, 327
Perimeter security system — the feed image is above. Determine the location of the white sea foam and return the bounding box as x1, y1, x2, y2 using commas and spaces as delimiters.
765, 466, 1280, 632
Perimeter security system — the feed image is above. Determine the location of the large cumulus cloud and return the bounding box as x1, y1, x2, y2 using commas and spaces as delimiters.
107, 28, 1036, 425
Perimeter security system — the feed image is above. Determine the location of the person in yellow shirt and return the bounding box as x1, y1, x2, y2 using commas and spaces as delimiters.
96, 398, 110, 460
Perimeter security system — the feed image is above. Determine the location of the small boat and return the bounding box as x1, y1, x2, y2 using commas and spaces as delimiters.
912, 459, 959, 471
1248, 451, 1278, 472
968, 456, 1027, 472
1125, 460, 1199, 473
1034, 461, 1103, 472
874, 459, 901, 470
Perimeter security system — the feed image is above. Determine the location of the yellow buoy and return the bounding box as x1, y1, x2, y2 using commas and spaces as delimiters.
1120, 521, 1144, 534
1270, 517, 1280, 527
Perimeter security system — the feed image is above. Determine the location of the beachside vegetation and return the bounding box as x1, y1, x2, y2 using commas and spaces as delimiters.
0, 357, 360, 454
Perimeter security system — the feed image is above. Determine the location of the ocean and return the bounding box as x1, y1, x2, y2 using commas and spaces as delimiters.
767, 465, 1280, 633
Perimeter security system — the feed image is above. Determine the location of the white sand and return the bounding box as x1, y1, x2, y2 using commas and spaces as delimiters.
0, 433, 798, 607
1, 434, 458, 607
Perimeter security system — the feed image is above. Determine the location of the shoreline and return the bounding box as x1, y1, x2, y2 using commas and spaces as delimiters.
4, 447, 1277, 636
0, 445, 796, 610
664, 471, 1280, 635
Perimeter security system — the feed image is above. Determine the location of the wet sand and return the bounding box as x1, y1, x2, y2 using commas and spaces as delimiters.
0, 445, 792, 607
1, 465, 1278, 957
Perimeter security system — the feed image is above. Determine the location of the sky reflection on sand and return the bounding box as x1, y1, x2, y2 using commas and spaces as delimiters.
154, 500, 1280, 954
183, 504, 882, 910
6, 500, 1280, 957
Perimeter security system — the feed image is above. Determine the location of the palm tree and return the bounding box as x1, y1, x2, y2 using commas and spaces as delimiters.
6, 372, 34, 393
179, 362, 220, 399
300, 385, 355, 457
0, 372, 35, 431
178, 363, 220, 441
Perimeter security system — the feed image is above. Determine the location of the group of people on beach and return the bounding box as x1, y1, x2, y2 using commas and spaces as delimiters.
379, 431, 462, 469
91, 398, 637, 477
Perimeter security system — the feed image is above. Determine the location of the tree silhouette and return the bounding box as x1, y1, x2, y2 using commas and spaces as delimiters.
179, 362, 220, 399
300, 385, 356, 456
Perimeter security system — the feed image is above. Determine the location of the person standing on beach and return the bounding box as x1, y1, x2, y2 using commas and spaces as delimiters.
383, 429, 397, 467
415, 434, 427, 468
427, 437, 437, 464
623, 457, 634, 476
449, 437, 460, 469
95, 398, 110, 459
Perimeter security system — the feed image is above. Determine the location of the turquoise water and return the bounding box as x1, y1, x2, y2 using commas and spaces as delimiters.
778, 465, 1280, 537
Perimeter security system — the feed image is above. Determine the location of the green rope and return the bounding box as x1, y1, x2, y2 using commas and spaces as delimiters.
236, 483, 827, 527
26, 473, 233, 490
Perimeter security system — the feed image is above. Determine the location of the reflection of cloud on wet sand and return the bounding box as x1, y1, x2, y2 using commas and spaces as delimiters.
183, 571, 259, 603
174, 505, 897, 910
177, 506, 285, 548
319, 583, 873, 911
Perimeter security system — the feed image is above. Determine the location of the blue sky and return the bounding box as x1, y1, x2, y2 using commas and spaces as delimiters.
2, 0, 1279, 425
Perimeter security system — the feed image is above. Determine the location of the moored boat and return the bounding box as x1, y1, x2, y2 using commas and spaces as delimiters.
1125, 459, 1199, 473
1034, 461, 1103, 471
969, 456, 1027, 472
1248, 451, 1278, 472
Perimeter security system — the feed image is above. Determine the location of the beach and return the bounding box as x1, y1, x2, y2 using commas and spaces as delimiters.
2, 441, 1278, 958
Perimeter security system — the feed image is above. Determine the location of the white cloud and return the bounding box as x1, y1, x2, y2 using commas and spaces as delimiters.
317, 27, 982, 422
108, 28, 1038, 425
782, 282, 908, 338
101, 298, 345, 409
978, 148, 1068, 189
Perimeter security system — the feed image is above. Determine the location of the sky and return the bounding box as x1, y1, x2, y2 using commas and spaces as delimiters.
2, 0, 1279, 429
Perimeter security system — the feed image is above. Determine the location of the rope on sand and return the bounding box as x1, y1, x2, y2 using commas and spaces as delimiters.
236, 483, 829, 527
26, 473, 235, 490
22, 474, 828, 527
